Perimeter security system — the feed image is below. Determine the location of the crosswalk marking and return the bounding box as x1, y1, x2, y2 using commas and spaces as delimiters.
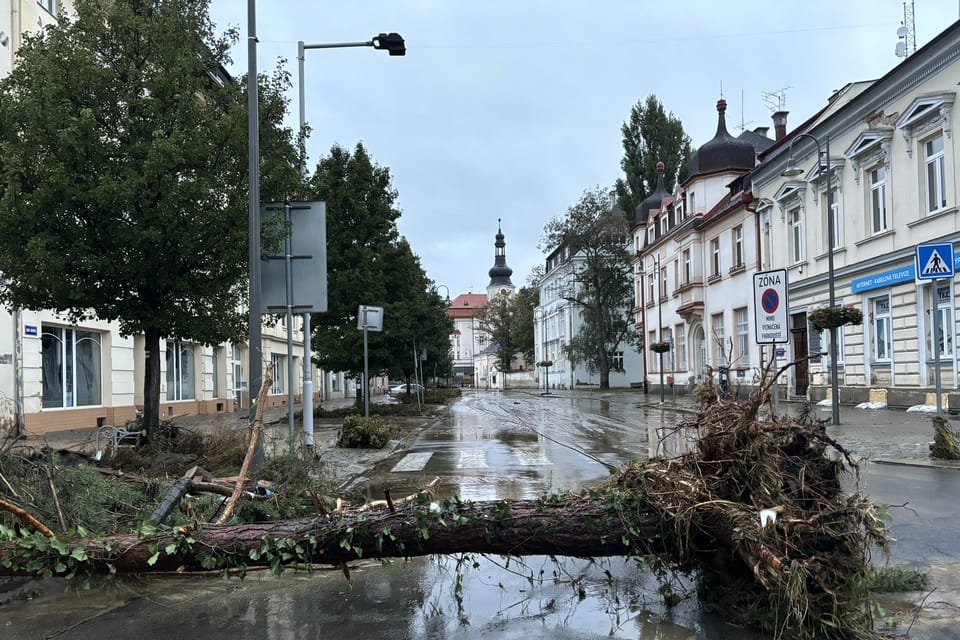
457, 448, 488, 469
513, 449, 552, 466
390, 452, 434, 473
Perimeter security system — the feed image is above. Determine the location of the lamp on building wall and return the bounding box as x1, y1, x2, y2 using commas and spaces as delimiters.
782, 132, 840, 426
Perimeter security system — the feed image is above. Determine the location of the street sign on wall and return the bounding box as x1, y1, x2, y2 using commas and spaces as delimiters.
753, 269, 789, 344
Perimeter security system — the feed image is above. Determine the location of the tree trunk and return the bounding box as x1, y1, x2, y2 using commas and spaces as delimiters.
0, 498, 661, 576
142, 326, 162, 432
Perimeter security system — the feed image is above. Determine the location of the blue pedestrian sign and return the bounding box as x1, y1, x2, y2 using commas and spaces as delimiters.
916, 242, 955, 280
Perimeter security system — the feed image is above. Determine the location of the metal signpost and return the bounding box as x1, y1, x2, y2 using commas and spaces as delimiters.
261, 201, 327, 446
754, 269, 790, 415
916, 242, 955, 415
357, 305, 384, 417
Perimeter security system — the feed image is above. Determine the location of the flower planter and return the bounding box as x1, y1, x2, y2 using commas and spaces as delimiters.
808, 305, 863, 331
650, 342, 671, 354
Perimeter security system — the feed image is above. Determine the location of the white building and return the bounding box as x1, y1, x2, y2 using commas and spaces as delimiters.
632, 100, 774, 397
536, 238, 645, 390
752, 19, 960, 409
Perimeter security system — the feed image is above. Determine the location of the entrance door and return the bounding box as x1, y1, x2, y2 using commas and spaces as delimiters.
791, 313, 809, 396
693, 326, 706, 377
230, 344, 245, 409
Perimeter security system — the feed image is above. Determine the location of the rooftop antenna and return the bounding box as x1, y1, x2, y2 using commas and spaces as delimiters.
761, 87, 791, 112
895, 0, 916, 58
736, 88, 754, 132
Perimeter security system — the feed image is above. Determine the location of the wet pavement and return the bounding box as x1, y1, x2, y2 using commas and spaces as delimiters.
3, 389, 960, 639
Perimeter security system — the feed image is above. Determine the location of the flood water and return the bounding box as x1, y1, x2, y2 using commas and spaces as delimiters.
3, 391, 764, 639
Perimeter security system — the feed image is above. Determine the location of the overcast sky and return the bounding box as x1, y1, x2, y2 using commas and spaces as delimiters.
209, 1, 959, 299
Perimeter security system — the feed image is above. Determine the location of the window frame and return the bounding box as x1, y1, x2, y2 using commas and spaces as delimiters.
732, 225, 744, 267
924, 133, 947, 215
871, 295, 892, 362
868, 165, 888, 234
41, 325, 102, 409
735, 307, 749, 366
166, 340, 196, 401
710, 238, 721, 276
790, 208, 804, 263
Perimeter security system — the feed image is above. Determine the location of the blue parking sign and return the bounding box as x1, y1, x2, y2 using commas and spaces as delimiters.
916, 242, 955, 280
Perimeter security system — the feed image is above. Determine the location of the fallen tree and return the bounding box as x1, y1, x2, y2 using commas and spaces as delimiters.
0, 371, 889, 639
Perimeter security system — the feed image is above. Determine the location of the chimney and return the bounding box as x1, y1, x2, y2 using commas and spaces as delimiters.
772, 111, 788, 141
753, 126, 770, 138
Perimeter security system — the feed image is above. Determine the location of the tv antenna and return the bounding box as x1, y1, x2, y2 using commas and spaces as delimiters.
896, 0, 916, 58
761, 87, 791, 113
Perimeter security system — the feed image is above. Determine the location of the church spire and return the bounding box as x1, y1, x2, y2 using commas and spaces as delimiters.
487, 219, 514, 295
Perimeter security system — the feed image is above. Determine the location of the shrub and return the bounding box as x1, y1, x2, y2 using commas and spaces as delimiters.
337, 415, 394, 449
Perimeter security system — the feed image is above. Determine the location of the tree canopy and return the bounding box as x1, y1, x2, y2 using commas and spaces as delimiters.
305, 143, 450, 381
542, 187, 637, 388
614, 95, 693, 223
0, 0, 300, 429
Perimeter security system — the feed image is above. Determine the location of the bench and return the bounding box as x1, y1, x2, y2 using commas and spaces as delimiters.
94, 426, 143, 460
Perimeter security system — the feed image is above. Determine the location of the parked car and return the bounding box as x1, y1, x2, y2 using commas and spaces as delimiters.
388, 382, 424, 396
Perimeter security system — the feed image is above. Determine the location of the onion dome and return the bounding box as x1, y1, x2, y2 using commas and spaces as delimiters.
686, 98, 756, 178
488, 219, 514, 287
635, 161, 670, 227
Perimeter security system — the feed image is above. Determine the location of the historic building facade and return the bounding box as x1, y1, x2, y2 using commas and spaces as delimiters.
633, 100, 774, 397
752, 20, 960, 408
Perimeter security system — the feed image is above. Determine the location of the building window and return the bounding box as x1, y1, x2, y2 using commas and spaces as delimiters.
925, 134, 946, 214
682, 249, 691, 284
872, 297, 892, 362
712, 313, 725, 364
648, 273, 655, 301
649, 331, 658, 370
825, 188, 841, 250
869, 166, 887, 234
710, 238, 721, 276
735, 307, 749, 366
790, 208, 804, 263
41, 326, 102, 408
609, 351, 624, 370
166, 341, 196, 401
38, 0, 56, 15
675, 324, 687, 370
660, 265, 667, 299
927, 284, 954, 358
733, 226, 744, 267
270, 353, 286, 395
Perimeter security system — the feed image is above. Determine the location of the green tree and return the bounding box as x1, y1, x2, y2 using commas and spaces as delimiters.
542, 187, 637, 388
477, 291, 515, 372
305, 144, 450, 383
615, 95, 693, 223
510, 285, 540, 364
0, 0, 300, 430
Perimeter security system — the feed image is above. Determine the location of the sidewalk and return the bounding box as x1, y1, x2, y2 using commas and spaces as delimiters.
6, 394, 368, 457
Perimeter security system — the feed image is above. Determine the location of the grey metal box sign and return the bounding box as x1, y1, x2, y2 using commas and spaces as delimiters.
260, 201, 328, 314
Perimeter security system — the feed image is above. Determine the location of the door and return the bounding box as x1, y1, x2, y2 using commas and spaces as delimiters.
791, 313, 809, 396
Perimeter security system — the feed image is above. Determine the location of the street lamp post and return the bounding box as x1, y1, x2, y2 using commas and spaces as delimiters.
653, 255, 664, 404
782, 133, 840, 425
296, 31, 405, 438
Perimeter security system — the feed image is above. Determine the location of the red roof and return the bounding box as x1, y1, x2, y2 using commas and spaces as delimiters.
448, 293, 487, 318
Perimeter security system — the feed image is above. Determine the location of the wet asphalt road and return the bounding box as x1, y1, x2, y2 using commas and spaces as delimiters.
4, 390, 957, 639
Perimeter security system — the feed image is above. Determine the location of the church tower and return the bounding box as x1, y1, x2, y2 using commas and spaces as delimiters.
486, 219, 515, 299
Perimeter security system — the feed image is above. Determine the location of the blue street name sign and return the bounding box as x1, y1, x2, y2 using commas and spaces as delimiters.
916, 242, 955, 280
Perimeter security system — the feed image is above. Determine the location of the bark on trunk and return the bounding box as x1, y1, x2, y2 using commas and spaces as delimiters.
0, 498, 661, 576
142, 326, 163, 432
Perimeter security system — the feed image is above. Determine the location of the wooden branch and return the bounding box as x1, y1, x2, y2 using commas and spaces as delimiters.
0, 498, 55, 538
217, 363, 273, 525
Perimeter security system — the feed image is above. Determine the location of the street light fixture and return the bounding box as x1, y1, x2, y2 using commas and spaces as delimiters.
782, 132, 840, 426
295, 31, 405, 440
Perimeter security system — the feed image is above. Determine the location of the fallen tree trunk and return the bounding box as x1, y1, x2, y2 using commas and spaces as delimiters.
0, 495, 660, 574
0, 367, 890, 639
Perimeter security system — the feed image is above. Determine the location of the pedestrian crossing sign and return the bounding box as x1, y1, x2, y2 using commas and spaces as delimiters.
916, 242, 955, 280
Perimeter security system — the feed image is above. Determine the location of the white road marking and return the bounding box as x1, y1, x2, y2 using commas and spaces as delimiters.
457, 448, 489, 469
391, 452, 434, 473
